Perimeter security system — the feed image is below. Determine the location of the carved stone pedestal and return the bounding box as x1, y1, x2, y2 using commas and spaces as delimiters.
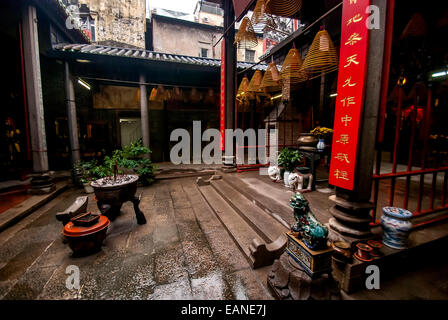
28, 172, 55, 195
328, 195, 374, 248
267, 253, 340, 300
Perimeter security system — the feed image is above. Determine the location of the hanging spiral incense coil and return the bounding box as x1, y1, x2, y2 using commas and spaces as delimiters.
251, 0, 277, 32
302, 30, 339, 78
247, 70, 264, 93
280, 48, 308, 84
234, 17, 258, 49
252, 0, 302, 25
268, 0, 302, 17
237, 76, 251, 100
400, 13, 427, 39
260, 62, 281, 92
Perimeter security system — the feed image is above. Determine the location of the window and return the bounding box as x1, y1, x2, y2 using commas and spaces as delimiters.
245, 49, 255, 62
200, 48, 208, 58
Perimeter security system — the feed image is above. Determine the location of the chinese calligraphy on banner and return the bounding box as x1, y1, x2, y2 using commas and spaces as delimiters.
220, 40, 226, 151
329, 0, 370, 190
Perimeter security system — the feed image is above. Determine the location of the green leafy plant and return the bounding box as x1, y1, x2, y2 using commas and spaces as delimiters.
278, 148, 303, 172
76, 140, 157, 186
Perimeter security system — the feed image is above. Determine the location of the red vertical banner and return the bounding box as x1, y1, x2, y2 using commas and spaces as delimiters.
220, 40, 226, 151
329, 0, 370, 190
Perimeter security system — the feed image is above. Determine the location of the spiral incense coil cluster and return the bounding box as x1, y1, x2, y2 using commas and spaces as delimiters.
260, 62, 281, 92
280, 48, 308, 85
234, 17, 258, 49
302, 30, 339, 78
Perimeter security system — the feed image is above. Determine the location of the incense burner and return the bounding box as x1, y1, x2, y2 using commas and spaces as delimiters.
91, 174, 146, 225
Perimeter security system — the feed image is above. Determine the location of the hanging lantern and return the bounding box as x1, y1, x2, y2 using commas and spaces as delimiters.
234, 17, 258, 49
280, 47, 308, 84
247, 70, 264, 93
301, 30, 338, 78
260, 62, 281, 92
400, 13, 427, 39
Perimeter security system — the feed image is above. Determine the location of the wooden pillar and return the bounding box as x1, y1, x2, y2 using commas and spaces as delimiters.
224, 0, 236, 132
22, 5, 54, 194
64, 62, 80, 179
22, 5, 48, 174
140, 74, 150, 149
329, 0, 389, 245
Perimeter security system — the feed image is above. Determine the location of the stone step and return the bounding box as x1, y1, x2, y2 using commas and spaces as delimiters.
221, 175, 293, 225
197, 185, 264, 266
210, 179, 288, 243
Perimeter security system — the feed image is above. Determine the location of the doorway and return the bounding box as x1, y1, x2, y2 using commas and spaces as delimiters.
120, 118, 141, 147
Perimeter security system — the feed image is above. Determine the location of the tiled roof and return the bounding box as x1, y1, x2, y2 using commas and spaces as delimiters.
52, 43, 268, 71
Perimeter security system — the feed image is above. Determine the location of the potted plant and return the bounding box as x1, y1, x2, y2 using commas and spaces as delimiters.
310, 127, 333, 151
75, 159, 98, 193
277, 148, 303, 188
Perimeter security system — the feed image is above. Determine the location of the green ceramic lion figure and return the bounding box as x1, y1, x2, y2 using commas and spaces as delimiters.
289, 192, 328, 250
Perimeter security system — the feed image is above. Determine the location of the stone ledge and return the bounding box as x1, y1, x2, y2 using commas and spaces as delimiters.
0, 181, 69, 232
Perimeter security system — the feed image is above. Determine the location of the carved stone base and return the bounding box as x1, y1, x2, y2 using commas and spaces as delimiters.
328, 195, 374, 248
28, 172, 55, 195
267, 253, 340, 300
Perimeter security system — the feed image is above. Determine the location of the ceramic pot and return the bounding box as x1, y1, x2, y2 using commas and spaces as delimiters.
317, 139, 326, 151
367, 240, 382, 257
354, 243, 373, 262
381, 207, 413, 249
283, 171, 290, 188
297, 133, 318, 148
331, 241, 352, 263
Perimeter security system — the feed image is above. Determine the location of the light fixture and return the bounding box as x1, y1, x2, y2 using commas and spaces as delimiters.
271, 93, 282, 100
397, 76, 407, 86
78, 78, 91, 90
76, 59, 91, 63
329, 93, 337, 97
432, 71, 447, 78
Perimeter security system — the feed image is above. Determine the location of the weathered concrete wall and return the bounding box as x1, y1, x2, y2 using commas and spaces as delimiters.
79, 0, 145, 48
153, 17, 264, 62
152, 18, 223, 58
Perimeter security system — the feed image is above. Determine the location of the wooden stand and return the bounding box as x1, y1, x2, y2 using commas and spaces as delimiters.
285, 232, 333, 279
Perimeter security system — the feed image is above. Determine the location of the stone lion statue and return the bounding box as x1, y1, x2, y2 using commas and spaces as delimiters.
289, 192, 328, 250
268, 165, 281, 181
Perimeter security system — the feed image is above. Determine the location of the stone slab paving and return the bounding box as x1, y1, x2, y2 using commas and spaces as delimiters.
0, 178, 273, 300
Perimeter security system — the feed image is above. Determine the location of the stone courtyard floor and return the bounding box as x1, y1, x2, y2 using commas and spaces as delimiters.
0, 177, 273, 300
1, 171, 448, 300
